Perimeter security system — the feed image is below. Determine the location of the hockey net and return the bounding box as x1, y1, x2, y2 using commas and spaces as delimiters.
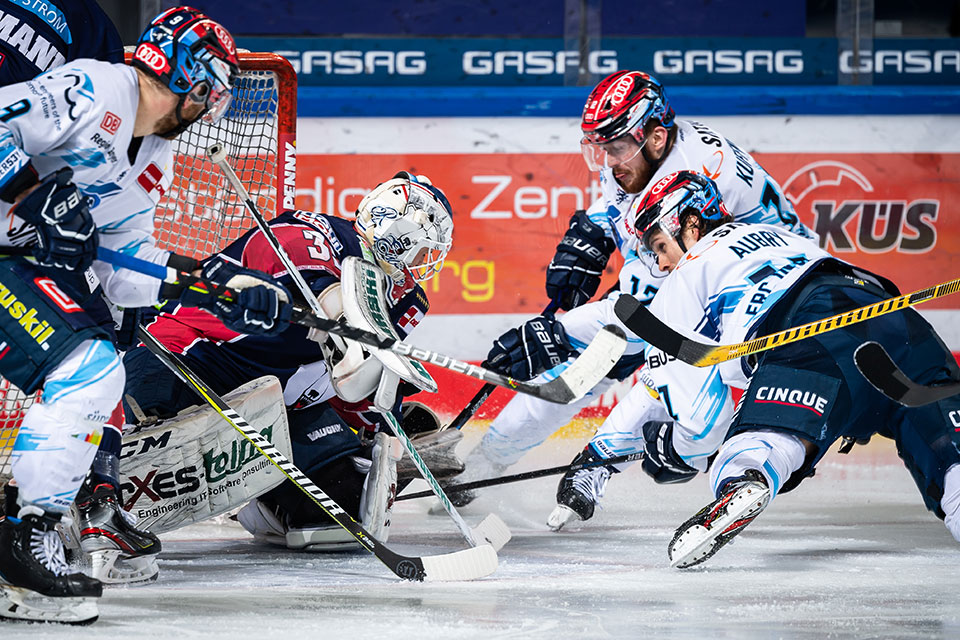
0, 53, 297, 490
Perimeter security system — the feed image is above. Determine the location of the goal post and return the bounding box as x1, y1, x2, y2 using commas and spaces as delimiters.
0, 52, 298, 486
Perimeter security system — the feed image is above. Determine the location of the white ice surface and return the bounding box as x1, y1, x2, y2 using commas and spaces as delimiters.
4, 436, 959, 639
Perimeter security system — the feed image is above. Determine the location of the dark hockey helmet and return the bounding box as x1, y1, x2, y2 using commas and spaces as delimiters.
132, 7, 239, 129
632, 171, 730, 252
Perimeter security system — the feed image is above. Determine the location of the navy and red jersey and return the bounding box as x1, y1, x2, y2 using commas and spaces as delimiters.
143, 210, 431, 428
0, 0, 123, 85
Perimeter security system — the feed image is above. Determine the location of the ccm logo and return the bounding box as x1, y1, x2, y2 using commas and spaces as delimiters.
609, 75, 634, 105
34, 278, 81, 312
134, 43, 168, 73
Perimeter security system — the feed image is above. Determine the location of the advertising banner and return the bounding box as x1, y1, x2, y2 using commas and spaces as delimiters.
291, 115, 960, 419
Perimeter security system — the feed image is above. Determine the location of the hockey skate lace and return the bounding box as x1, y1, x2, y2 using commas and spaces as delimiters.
31, 528, 70, 576
570, 465, 611, 504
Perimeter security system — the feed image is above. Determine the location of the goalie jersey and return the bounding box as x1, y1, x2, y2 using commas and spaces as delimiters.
143, 210, 431, 431
0, 58, 174, 307
642, 222, 889, 470
588, 119, 818, 305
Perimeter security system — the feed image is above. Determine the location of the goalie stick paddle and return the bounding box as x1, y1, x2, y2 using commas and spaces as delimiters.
208, 148, 510, 550
397, 451, 645, 501
614, 275, 960, 367
853, 341, 960, 407
94, 247, 628, 405
136, 328, 497, 582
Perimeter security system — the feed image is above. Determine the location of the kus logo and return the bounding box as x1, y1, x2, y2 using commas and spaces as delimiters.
782, 160, 939, 253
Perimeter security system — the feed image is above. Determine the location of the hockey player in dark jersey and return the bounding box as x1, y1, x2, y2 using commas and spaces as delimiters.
0, 0, 124, 84
121, 171, 455, 552
627, 170, 960, 568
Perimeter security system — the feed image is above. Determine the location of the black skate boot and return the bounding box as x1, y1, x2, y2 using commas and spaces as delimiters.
77, 483, 161, 584
668, 469, 770, 569
0, 495, 102, 624
547, 447, 616, 531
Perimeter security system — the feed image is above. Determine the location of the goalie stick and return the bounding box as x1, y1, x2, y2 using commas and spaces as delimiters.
397, 451, 645, 501
136, 328, 497, 581
207, 146, 511, 551
853, 341, 960, 407
614, 275, 960, 367
90, 234, 627, 407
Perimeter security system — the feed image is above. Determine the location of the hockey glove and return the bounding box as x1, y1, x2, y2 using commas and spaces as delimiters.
180, 256, 293, 336
14, 168, 98, 272
483, 314, 573, 381
546, 210, 616, 311
641, 420, 697, 484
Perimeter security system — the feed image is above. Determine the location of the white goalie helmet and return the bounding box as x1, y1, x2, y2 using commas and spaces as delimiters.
355, 172, 454, 283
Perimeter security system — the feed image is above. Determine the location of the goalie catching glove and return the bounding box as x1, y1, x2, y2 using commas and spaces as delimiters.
546, 210, 616, 310
484, 314, 573, 381
177, 255, 292, 336
13, 167, 98, 272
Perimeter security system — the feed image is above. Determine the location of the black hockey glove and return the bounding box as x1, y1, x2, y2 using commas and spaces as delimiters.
546, 210, 616, 311
483, 314, 573, 381
641, 420, 697, 484
180, 256, 293, 337
15, 168, 98, 272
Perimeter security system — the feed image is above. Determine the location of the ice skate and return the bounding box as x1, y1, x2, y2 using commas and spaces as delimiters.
77, 483, 161, 584
0, 498, 102, 624
668, 470, 770, 569
547, 448, 613, 531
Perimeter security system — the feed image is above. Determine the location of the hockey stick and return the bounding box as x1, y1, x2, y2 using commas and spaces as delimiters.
853, 341, 960, 407
135, 328, 497, 581
207, 146, 509, 551
446, 299, 561, 432
397, 451, 645, 501
614, 276, 960, 367
92, 247, 628, 405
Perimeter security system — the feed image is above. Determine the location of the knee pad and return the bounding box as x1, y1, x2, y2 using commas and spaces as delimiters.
709, 431, 806, 499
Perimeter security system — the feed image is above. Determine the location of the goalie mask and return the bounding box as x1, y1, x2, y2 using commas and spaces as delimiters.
132, 6, 239, 138
355, 172, 454, 284
633, 171, 731, 254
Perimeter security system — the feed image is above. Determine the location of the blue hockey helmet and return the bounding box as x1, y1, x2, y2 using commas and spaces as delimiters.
132, 7, 239, 135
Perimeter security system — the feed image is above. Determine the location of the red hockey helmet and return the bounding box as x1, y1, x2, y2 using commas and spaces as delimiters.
632, 171, 729, 252
580, 71, 674, 171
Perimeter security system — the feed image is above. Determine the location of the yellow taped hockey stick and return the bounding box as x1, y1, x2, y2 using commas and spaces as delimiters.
614, 276, 960, 367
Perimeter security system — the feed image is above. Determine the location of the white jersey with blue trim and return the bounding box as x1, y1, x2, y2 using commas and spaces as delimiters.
643, 222, 832, 469
0, 59, 173, 307
584, 119, 817, 306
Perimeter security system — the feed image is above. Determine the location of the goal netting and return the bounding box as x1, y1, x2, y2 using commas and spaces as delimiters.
0, 53, 297, 488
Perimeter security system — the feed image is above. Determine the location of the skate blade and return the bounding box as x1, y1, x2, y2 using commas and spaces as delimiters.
546, 504, 581, 532
90, 550, 159, 585
0, 585, 98, 625
286, 528, 362, 553
669, 483, 770, 569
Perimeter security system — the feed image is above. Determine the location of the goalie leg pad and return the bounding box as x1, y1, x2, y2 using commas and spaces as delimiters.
360, 432, 403, 542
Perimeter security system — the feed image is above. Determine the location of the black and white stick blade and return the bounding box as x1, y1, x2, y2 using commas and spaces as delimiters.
854, 341, 960, 407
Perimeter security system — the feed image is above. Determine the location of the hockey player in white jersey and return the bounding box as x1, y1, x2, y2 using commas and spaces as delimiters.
456, 70, 816, 527
0, 7, 292, 623
629, 170, 960, 567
